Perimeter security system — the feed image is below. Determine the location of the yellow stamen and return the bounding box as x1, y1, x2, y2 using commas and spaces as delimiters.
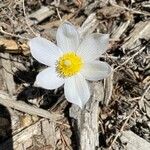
56, 51, 83, 77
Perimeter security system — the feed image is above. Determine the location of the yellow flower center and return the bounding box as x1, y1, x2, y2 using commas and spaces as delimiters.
56, 51, 83, 77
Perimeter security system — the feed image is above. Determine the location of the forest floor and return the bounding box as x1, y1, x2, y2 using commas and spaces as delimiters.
0, 0, 150, 150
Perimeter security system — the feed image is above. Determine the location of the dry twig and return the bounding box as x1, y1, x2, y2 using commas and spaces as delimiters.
56, 7, 62, 22
0, 91, 62, 122
0, 27, 29, 40
22, 0, 37, 36
110, 0, 150, 16
113, 46, 146, 72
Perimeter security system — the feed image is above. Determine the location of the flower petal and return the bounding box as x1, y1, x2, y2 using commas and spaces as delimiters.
28, 37, 62, 66
34, 67, 64, 90
56, 21, 80, 52
77, 34, 109, 61
64, 74, 90, 108
81, 61, 112, 81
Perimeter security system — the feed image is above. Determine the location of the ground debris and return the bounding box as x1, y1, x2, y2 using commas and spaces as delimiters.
0, 0, 150, 149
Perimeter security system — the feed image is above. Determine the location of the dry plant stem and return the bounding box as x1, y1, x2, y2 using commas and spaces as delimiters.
103, 71, 113, 106
139, 85, 150, 103
108, 84, 150, 149
138, 84, 150, 109
110, 0, 150, 16
60, 129, 72, 150
101, 54, 127, 60
113, 46, 145, 72
22, 0, 37, 36
0, 94, 62, 122
56, 7, 62, 22
0, 27, 29, 40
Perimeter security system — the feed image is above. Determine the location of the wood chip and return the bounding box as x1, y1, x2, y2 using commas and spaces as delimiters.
28, 7, 55, 26
0, 38, 18, 52
103, 72, 113, 106
0, 38, 29, 54
122, 21, 150, 49
120, 131, 150, 150
111, 20, 131, 40
78, 13, 98, 37
0, 53, 16, 96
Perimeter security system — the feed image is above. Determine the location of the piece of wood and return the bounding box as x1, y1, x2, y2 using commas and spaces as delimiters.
0, 38, 29, 54
111, 20, 131, 40
0, 38, 18, 52
122, 21, 150, 49
120, 131, 150, 150
28, 7, 55, 26
103, 72, 113, 106
0, 53, 16, 96
0, 61, 5, 91
0, 91, 62, 121
69, 82, 104, 150
78, 13, 98, 38
41, 120, 57, 149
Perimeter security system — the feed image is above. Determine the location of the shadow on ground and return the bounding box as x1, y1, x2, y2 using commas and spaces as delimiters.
0, 105, 13, 150
13, 66, 63, 109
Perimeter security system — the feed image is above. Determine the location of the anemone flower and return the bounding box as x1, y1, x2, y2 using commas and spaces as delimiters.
28, 21, 112, 108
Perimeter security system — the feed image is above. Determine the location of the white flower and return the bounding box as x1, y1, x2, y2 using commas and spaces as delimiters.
28, 21, 112, 108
